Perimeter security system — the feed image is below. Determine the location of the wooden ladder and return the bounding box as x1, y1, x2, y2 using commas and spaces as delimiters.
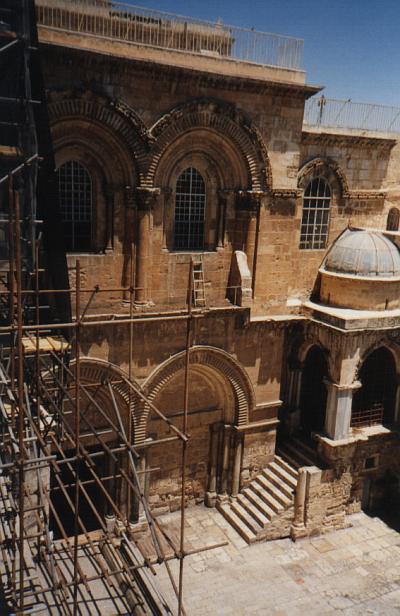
192, 259, 206, 308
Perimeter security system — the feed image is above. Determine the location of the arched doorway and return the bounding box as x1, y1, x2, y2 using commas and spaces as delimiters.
49, 359, 139, 538
352, 347, 397, 427
300, 346, 328, 435
142, 346, 255, 514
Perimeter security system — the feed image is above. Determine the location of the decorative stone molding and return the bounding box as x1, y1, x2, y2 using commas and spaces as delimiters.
298, 157, 349, 196
235, 190, 268, 211
148, 98, 272, 192
345, 190, 386, 201
271, 188, 302, 199
48, 92, 150, 183
68, 357, 142, 437
140, 346, 256, 442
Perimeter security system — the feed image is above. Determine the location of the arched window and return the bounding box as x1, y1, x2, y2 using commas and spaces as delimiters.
57, 160, 92, 252
387, 208, 400, 232
352, 347, 397, 427
174, 167, 206, 250
299, 177, 331, 250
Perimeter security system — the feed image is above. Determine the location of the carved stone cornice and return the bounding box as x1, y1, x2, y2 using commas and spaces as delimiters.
344, 190, 386, 201
271, 188, 302, 199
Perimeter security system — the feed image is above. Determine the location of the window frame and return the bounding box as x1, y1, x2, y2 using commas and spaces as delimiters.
57, 159, 93, 253
299, 176, 332, 250
173, 166, 206, 252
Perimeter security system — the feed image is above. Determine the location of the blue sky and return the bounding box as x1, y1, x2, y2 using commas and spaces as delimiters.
130, 0, 400, 106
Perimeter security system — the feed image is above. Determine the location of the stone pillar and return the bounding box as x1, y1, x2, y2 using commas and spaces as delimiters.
129, 442, 149, 533
231, 431, 243, 498
105, 185, 115, 253
324, 380, 361, 440
216, 191, 228, 250
395, 376, 400, 422
285, 365, 303, 434
205, 423, 220, 507
291, 467, 307, 538
219, 424, 232, 502
135, 188, 159, 305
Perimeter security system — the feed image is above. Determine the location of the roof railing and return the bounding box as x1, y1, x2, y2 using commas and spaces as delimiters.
35, 0, 304, 71
304, 96, 400, 134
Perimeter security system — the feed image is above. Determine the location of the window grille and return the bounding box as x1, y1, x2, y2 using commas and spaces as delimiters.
299, 177, 331, 250
57, 160, 92, 251
387, 207, 400, 231
174, 167, 206, 251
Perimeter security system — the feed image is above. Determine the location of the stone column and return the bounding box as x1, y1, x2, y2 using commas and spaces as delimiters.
104, 185, 115, 253
285, 365, 303, 434
291, 466, 307, 538
395, 376, 400, 422
231, 431, 243, 499
324, 380, 361, 440
219, 424, 232, 502
216, 191, 228, 250
205, 422, 220, 507
135, 188, 159, 305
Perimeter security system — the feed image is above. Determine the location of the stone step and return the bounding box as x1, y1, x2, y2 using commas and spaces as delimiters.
242, 486, 277, 519
274, 454, 299, 480
247, 482, 284, 514
269, 459, 298, 488
230, 500, 263, 535
277, 442, 315, 468
218, 503, 257, 544
237, 494, 272, 526
254, 473, 292, 507
263, 466, 296, 500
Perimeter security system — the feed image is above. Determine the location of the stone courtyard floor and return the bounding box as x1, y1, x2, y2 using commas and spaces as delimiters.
153, 507, 400, 615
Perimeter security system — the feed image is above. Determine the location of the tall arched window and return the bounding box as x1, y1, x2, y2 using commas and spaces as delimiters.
387, 207, 400, 232
174, 167, 206, 250
299, 177, 331, 250
58, 160, 92, 252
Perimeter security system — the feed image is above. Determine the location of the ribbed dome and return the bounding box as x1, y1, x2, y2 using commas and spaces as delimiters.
323, 229, 400, 278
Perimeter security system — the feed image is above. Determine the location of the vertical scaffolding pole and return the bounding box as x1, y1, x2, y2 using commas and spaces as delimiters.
15, 188, 26, 612
178, 259, 193, 615
72, 260, 81, 615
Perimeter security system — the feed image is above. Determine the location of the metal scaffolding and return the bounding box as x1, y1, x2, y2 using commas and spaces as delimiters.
0, 1, 224, 614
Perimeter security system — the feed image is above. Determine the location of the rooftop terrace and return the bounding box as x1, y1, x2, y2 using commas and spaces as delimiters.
35, 0, 305, 81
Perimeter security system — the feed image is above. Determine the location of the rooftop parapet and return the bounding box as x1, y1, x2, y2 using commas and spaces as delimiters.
304, 96, 400, 135
35, 0, 305, 83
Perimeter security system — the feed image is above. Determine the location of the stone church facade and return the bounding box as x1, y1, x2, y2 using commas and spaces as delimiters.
37, 1, 400, 543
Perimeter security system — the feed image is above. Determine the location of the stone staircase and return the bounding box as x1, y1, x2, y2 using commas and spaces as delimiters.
218, 455, 298, 544
276, 435, 323, 470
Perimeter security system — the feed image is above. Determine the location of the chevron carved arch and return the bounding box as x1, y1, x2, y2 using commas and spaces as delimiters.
298, 157, 349, 196
48, 93, 150, 184
138, 346, 255, 443
147, 98, 272, 192
68, 357, 142, 441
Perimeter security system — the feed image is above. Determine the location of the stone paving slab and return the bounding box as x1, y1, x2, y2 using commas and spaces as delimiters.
153, 507, 400, 615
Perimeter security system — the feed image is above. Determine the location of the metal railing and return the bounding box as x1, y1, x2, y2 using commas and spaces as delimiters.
351, 404, 384, 428
304, 96, 400, 134
35, 0, 304, 70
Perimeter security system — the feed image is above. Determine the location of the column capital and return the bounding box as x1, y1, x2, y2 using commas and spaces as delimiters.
323, 378, 361, 392
235, 190, 267, 212
135, 186, 161, 210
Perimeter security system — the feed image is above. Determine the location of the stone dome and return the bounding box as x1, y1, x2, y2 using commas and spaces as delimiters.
322, 229, 400, 278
